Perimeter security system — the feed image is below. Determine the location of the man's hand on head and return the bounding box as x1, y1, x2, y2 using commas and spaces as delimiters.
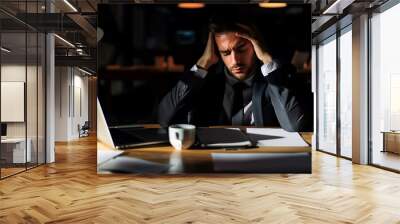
234, 24, 272, 65
197, 32, 219, 70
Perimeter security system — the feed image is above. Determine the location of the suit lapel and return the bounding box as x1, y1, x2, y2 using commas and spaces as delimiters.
223, 82, 234, 121
252, 76, 267, 127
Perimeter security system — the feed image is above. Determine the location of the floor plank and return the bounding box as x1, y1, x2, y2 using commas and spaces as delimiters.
1, 135, 400, 223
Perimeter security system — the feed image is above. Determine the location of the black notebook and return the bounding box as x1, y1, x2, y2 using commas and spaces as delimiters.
196, 128, 254, 148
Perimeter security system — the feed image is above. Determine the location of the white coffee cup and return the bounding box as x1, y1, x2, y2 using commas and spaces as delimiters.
168, 124, 196, 150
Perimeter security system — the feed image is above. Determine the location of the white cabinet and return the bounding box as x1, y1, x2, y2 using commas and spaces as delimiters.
1, 138, 32, 163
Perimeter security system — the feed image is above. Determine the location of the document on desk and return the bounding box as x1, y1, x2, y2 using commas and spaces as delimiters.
97, 149, 123, 165
98, 156, 170, 174
245, 128, 309, 147
211, 152, 311, 172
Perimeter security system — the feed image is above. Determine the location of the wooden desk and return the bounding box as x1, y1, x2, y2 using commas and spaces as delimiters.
98, 132, 312, 174
382, 131, 400, 154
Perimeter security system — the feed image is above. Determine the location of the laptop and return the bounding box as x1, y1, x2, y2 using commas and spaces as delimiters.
109, 126, 169, 150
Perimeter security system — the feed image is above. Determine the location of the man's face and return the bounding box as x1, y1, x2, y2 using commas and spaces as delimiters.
214, 32, 256, 80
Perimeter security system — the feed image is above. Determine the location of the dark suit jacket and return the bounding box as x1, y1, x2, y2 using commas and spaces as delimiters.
158, 63, 313, 132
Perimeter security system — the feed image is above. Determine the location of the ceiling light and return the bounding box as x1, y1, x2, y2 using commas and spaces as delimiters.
75, 42, 85, 48
323, 0, 341, 14
322, 0, 354, 14
63, 0, 78, 12
1, 47, 11, 53
259, 3, 288, 8
78, 67, 93, 76
54, 34, 75, 48
177, 3, 205, 9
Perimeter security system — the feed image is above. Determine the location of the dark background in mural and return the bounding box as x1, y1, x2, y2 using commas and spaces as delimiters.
98, 4, 312, 127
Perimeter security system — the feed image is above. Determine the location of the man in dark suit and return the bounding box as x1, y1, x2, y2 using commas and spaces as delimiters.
158, 21, 312, 132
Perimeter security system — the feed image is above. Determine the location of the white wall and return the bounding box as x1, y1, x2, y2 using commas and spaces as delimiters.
55, 67, 89, 141
1, 63, 46, 163
73, 72, 89, 138
1, 65, 39, 138
1, 65, 26, 139
55, 66, 70, 141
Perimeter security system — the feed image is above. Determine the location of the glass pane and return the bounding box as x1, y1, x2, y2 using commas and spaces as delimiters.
371, 4, 400, 171
27, 31, 38, 169
339, 29, 352, 158
38, 33, 45, 165
26, 0, 38, 169
1, 31, 28, 177
317, 37, 337, 154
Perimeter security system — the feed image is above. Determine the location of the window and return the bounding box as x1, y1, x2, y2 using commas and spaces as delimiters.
339, 28, 352, 158
317, 36, 337, 154
370, 2, 400, 171
0, 1, 47, 179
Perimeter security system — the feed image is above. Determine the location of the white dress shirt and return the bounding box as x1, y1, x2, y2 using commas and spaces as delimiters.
190, 60, 279, 78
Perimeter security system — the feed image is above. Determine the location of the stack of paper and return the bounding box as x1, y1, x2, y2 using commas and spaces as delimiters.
245, 128, 309, 147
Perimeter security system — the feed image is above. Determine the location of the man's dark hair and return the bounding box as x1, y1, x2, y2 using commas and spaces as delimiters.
208, 15, 255, 35
208, 15, 269, 54
209, 21, 243, 34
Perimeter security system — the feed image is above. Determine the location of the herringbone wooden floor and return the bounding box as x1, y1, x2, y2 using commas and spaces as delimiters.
1, 135, 400, 224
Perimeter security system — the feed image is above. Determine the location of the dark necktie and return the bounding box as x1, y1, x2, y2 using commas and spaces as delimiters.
232, 82, 246, 125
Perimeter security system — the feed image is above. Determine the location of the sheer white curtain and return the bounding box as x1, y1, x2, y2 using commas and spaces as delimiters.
318, 37, 337, 154
371, 3, 400, 167
339, 30, 352, 158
